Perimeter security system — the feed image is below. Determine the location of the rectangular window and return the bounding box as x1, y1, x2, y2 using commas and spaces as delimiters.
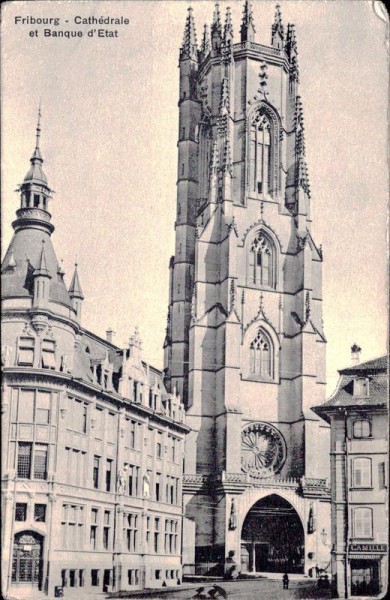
79, 570, 84, 587
34, 504, 46, 522
90, 508, 98, 550
36, 391, 51, 424
17, 442, 32, 478
91, 570, 99, 587
106, 459, 113, 492
93, 456, 100, 489
354, 378, 369, 397
146, 516, 150, 550
128, 569, 139, 586
128, 464, 140, 496
155, 473, 161, 501
106, 412, 116, 443
15, 503, 27, 521
155, 570, 161, 580
353, 508, 373, 538
353, 419, 371, 438
18, 389, 35, 422
154, 518, 160, 553
157, 432, 163, 458
103, 510, 111, 549
129, 419, 136, 449
123, 513, 138, 552
353, 458, 372, 487
41, 339, 56, 369
379, 462, 387, 489
62, 504, 84, 550
33, 444, 48, 479
18, 337, 35, 366
69, 570, 76, 587
147, 428, 154, 456
90, 525, 97, 549
95, 407, 103, 438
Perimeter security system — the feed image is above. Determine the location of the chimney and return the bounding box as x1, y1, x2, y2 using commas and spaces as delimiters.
351, 344, 362, 366
106, 328, 115, 344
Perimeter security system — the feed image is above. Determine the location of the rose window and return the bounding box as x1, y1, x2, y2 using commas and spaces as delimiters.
241, 422, 286, 478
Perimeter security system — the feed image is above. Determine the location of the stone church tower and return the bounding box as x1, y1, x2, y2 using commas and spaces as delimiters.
164, 2, 331, 575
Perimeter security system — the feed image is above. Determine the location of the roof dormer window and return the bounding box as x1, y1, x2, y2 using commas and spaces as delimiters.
354, 377, 369, 398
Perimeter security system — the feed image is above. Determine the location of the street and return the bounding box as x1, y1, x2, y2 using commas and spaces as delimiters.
109, 577, 334, 600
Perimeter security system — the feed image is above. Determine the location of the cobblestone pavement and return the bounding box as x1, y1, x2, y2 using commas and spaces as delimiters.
110, 577, 334, 600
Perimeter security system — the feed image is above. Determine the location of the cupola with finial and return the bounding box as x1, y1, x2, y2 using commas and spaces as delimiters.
13, 105, 55, 238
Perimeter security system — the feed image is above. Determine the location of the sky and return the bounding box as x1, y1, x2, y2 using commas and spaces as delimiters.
1, 0, 388, 394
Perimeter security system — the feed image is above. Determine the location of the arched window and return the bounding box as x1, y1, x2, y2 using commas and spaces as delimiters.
352, 458, 372, 488
249, 329, 273, 378
250, 115, 271, 195
353, 507, 373, 538
248, 232, 275, 288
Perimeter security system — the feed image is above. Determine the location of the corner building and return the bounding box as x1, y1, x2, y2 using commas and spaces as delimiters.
1, 112, 189, 598
314, 351, 388, 598
164, 2, 331, 575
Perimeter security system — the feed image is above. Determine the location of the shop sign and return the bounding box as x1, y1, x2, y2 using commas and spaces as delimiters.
349, 543, 387, 553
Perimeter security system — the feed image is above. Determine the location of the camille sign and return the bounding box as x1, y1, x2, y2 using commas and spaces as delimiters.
349, 543, 387, 553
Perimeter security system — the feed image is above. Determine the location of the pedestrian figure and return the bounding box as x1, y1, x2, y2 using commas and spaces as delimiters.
283, 573, 289, 590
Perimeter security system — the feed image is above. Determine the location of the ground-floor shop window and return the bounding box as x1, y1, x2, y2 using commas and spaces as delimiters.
351, 560, 380, 596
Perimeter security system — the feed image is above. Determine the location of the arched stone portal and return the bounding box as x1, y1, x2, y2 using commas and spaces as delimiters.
241, 494, 304, 574
11, 531, 44, 589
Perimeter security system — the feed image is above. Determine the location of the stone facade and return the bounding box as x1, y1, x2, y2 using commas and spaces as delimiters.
164, 2, 331, 576
314, 352, 388, 598
1, 112, 189, 598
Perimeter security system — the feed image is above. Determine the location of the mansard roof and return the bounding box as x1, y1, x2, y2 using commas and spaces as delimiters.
312, 355, 388, 421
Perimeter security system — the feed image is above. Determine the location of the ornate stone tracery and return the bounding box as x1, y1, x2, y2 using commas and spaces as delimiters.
241, 422, 286, 479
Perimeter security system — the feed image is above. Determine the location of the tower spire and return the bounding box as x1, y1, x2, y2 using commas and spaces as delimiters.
32, 102, 43, 162
180, 7, 198, 61
240, 0, 255, 43
271, 4, 284, 49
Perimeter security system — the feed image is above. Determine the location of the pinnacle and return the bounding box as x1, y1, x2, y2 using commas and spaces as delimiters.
34, 241, 51, 277
181, 6, 198, 61
271, 4, 284, 47
69, 262, 84, 299
201, 24, 211, 57
240, 0, 255, 43
212, 3, 222, 35
224, 6, 233, 42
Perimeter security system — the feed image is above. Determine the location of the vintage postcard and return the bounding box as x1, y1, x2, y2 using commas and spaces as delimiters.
1, 1, 388, 599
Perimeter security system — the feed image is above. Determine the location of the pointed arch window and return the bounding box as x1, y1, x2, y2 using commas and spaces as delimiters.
199, 123, 212, 201
248, 232, 275, 288
250, 116, 271, 195
249, 329, 273, 378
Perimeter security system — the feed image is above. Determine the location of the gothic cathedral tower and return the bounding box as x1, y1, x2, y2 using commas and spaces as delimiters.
164, 2, 331, 575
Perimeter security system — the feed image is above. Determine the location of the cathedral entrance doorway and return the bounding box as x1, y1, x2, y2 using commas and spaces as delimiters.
240, 494, 304, 574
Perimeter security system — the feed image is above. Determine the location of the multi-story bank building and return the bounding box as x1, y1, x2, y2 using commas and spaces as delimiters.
1, 115, 189, 597
164, 2, 331, 576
